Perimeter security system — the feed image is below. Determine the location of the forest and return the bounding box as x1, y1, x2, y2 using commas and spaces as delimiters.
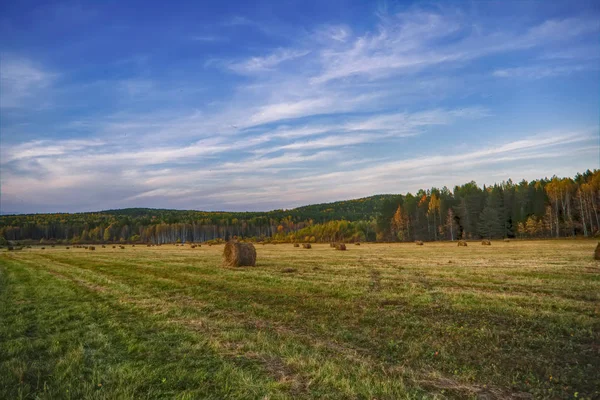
1, 170, 598, 244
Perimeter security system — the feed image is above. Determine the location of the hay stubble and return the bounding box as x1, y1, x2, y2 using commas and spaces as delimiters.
1, 240, 598, 399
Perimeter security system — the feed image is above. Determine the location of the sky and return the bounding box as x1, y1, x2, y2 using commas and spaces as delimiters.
1, 0, 599, 214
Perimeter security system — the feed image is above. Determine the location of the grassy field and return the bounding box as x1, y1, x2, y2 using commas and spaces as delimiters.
1, 240, 599, 399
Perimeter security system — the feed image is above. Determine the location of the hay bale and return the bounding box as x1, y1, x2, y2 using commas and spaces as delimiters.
102, 245, 106, 248
481, 240, 491, 246
223, 241, 256, 267
89, 246, 95, 250
595, 242, 600, 260
457, 240, 467, 247
66, 247, 70, 249
415, 240, 424, 246
41, 247, 45, 250
302, 243, 312, 249
355, 242, 360, 246
504, 239, 510, 243
293, 243, 300, 247
112, 245, 116, 248
335, 243, 347, 251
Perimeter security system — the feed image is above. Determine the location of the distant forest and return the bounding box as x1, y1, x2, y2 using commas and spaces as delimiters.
1, 170, 599, 244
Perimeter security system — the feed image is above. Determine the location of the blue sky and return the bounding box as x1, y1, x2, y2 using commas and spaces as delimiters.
1, 0, 599, 213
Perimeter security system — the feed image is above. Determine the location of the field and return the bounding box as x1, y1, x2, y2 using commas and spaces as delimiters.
1, 240, 599, 399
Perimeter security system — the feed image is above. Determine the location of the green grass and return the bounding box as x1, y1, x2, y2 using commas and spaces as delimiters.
1, 240, 599, 399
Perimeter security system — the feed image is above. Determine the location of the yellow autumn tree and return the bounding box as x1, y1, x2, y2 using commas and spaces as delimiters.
428, 194, 441, 240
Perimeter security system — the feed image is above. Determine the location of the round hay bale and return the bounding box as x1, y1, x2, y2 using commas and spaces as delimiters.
223, 241, 256, 267
302, 243, 312, 249
89, 246, 95, 250
595, 242, 600, 260
293, 243, 300, 247
504, 239, 510, 243
415, 240, 424, 246
66, 247, 70, 249
112, 245, 116, 248
335, 243, 347, 251
457, 240, 467, 247
41, 247, 45, 250
355, 242, 360, 246
481, 240, 491, 246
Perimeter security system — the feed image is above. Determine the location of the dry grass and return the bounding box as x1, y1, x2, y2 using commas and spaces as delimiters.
1, 240, 599, 399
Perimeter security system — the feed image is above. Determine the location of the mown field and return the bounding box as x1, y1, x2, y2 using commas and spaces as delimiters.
1, 240, 599, 399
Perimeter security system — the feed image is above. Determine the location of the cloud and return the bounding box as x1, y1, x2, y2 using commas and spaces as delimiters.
1, 5, 598, 213
191, 35, 227, 42
314, 25, 352, 43
2, 130, 595, 212
306, 13, 599, 84
2, 139, 106, 163
0, 56, 56, 108
228, 49, 310, 74
493, 64, 596, 79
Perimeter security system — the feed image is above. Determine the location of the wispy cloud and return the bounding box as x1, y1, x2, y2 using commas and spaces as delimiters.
228, 49, 310, 74
0, 55, 56, 109
8, 130, 591, 212
191, 35, 227, 42
493, 64, 597, 79
308, 14, 599, 84
1, 3, 598, 213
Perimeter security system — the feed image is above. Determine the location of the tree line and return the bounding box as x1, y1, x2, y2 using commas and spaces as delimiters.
1, 170, 598, 244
